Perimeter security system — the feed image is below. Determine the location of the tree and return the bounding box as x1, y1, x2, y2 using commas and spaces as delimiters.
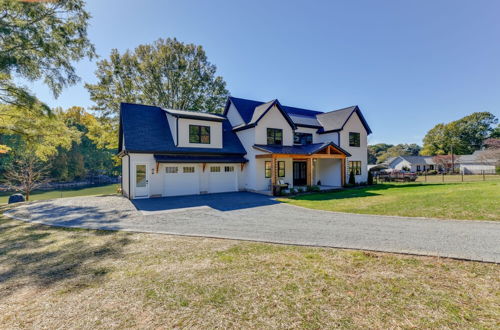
422, 112, 498, 155
368, 143, 393, 164
432, 155, 454, 173
373, 143, 421, 164
85, 38, 229, 148
348, 171, 355, 185
2, 151, 49, 201
490, 124, 500, 138
0, 0, 95, 152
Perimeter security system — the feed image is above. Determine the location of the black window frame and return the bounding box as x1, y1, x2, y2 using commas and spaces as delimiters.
349, 132, 360, 147
294, 132, 313, 145
278, 161, 285, 177
189, 125, 211, 144
265, 161, 271, 178
267, 128, 283, 145
349, 161, 362, 175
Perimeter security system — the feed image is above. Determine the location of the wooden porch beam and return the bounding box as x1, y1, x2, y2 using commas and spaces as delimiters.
307, 157, 313, 186
271, 154, 277, 186
240, 163, 245, 171
256, 153, 346, 159
202, 163, 207, 172
341, 158, 346, 186
156, 162, 160, 173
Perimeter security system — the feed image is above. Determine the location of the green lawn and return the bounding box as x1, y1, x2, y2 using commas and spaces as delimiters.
0, 184, 119, 204
279, 180, 500, 221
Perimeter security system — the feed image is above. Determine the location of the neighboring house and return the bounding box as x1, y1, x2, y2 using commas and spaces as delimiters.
118, 97, 371, 199
457, 150, 498, 174
386, 156, 439, 172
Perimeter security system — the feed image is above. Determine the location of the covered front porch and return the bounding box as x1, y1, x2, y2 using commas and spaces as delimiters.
253, 143, 350, 195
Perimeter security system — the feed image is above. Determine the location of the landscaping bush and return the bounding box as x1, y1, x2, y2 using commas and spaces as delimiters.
427, 170, 438, 175
311, 185, 321, 192
289, 188, 296, 194
297, 187, 304, 193
367, 171, 374, 185
348, 171, 355, 185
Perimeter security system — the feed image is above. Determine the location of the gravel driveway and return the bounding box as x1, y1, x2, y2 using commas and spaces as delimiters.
4, 192, 500, 263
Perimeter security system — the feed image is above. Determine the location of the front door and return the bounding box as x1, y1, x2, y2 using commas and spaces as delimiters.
134, 164, 149, 198
293, 161, 307, 186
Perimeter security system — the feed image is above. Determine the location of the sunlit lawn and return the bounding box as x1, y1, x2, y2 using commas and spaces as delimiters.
279, 180, 500, 221
0, 211, 498, 329
0, 184, 119, 204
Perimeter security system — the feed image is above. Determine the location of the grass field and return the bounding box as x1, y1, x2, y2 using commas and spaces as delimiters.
0, 184, 118, 204
280, 180, 500, 221
0, 212, 498, 329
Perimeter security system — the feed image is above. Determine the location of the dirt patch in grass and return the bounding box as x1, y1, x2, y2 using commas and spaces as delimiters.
0, 212, 498, 328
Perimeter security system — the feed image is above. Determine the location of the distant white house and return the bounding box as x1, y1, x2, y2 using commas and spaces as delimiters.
386, 156, 440, 172
457, 150, 498, 174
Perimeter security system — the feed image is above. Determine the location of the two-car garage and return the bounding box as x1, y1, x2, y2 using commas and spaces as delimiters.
163, 163, 239, 197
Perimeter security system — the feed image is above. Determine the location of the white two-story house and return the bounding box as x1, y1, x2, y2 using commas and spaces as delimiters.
118, 96, 372, 198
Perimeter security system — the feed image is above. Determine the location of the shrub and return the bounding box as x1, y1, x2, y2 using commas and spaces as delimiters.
348, 171, 355, 185
297, 187, 304, 193
311, 185, 321, 192
306, 185, 313, 192
427, 170, 438, 175
289, 188, 296, 194
367, 171, 373, 185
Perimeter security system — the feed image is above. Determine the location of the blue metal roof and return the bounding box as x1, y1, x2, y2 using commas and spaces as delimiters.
253, 142, 351, 157
154, 154, 248, 163
119, 103, 246, 155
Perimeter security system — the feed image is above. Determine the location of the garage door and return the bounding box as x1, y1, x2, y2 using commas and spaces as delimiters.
164, 164, 200, 196
208, 164, 238, 193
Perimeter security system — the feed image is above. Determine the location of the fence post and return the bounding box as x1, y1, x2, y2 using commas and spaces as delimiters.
442, 173, 444, 182
461, 172, 464, 182
425, 172, 427, 182
483, 170, 485, 181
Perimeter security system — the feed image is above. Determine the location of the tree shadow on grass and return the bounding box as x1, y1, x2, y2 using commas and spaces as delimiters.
287, 183, 447, 202
0, 212, 132, 299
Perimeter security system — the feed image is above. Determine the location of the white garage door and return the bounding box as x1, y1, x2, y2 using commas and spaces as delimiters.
208, 164, 238, 193
164, 164, 200, 196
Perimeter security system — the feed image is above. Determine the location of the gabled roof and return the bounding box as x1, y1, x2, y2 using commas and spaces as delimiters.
226, 96, 371, 134
253, 142, 351, 157
119, 103, 246, 155
228, 98, 296, 131
389, 156, 435, 165
316, 106, 372, 134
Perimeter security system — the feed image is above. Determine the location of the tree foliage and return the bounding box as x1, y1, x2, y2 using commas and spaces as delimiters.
368, 143, 421, 164
0, 0, 95, 153
85, 38, 229, 147
421, 112, 498, 155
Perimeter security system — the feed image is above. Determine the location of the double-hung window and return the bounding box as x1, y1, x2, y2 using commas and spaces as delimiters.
294, 132, 313, 145
267, 128, 283, 145
349, 132, 360, 147
265, 161, 271, 178
349, 161, 362, 175
278, 161, 285, 177
189, 125, 210, 144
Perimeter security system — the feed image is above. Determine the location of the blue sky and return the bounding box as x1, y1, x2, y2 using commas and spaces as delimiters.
29, 0, 500, 145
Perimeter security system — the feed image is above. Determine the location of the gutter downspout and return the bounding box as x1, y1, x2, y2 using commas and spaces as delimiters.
128, 153, 131, 200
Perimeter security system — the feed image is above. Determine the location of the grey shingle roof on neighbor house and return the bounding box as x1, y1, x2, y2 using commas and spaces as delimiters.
388, 156, 436, 165
253, 142, 351, 156
458, 150, 497, 164
226, 96, 372, 134
119, 103, 246, 155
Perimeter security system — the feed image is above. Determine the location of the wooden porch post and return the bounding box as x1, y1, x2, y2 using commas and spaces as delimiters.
341, 157, 346, 186
271, 154, 277, 186
307, 157, 313, 186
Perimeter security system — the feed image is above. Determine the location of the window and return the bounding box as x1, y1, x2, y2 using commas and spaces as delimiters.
267, 128, 283, 145
349, 161, 361, 175
265, 161, 271, 178
183, 166, 195, 173
349, 132, 360, 147
429, 165, 434, 170
416, 165, 421, 171
210, 166, 220, 172
224, 166, 234, 172
189, 125, 210, 144
165, 167, 178, 174
294, 132, 313, 145
278, 161, 285, 177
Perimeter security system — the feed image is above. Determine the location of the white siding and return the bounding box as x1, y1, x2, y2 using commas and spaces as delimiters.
316, 131, 340, 144
166, 112, 178, 145
121, 155, 130, 197
340, 112, 368, 183
254, 105, 294, 145
177, 118, 223, 148
317, 159, 342, 187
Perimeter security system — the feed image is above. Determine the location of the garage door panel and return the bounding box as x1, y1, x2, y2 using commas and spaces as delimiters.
164, 164, 200, 196
208, 164, 237, 193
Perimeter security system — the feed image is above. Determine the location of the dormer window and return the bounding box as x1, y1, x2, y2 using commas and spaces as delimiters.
267, 128, 283, 145
349, 132, 360, 147
294, 132, 313, 145
189, 125, 210, 144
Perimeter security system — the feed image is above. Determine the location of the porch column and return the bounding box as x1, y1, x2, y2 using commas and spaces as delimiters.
341, 157, 346, 186
307, 157, 313, 186
271, 154, 277, 186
